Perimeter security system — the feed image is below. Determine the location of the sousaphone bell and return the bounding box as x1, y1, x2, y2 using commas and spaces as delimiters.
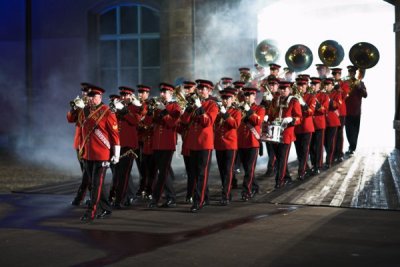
318, 40, 344, 67
349, 42, 380, 69
255, 39, 280, 68
285, 44, 313, 72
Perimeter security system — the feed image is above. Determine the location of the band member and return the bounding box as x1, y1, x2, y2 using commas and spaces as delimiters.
180, 79, 218, 212
237, 87, 265, 200
67, 82, 90, 206
268, 63, 281, 79
345, 65, 367, 155
77, 85, 120, 223
177, 80, 197, 203
316, 63, 330, 80
323, 78, 342, 169
260, 76, 280, 177
283, 67, 294, 82
309, 77, 329, 175
135, 84, 153, 199
214, 88, 242, 205
111, 86, 142, 209
215, 77, 233, 91
294, 78, 316, 180
270, 81, 302, 189
107, 94, 121, 204
331, 68, 350, 162
147, 83, 181, 208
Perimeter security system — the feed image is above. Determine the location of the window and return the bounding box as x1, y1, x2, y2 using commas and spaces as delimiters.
99, 5, 160, 91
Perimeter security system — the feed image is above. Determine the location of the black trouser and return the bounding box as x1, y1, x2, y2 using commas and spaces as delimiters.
274, 143, 291, 186
310, 129, 325, 170
266, 142, 276, 172
216, 149, 236, 200
239, 147, 259, 196
345, 115, 361, 152
74, 150, 91, 202
152, 150, 175, 203
114, 147, 135, 205
294, 132, 312, 177
324, 127, 338, 166
184, 155, 195, 199
190, 150, 212, 207
126, 144, 144, 198
140, 153, 157, 196
334, 116, 346, 159
84, 160, 111, 219
108, 164, 117, 202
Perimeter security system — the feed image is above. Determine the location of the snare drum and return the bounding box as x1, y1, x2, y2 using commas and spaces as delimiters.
260, 124, 283, 143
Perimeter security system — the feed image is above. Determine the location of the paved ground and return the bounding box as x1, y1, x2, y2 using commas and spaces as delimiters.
1, 148, 400, 266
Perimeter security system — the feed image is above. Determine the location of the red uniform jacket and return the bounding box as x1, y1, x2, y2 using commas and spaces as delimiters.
117, 104, 141, 149
79, 104, 120, 161
143, 101, 181, 151
176, 121, 190, 156
238, 103, 265, 148
313, 91, 329, 130
336, 80, 350, 116
345, 79, 367, 116
326, 90, 342, 127
274, 96, 302, 144
180, 98, 219, 150
67, 109, 84, 149
214, 107, 242, 150
295, 93, 316, 134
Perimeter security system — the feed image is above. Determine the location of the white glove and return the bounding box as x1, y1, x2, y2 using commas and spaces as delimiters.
113, 99, 124, 110
298, 97, 306, 106
263, 92, 273, 101
156, 102, 166, 110
263, 115, 269, 122
281, 117, 293, 128
132, 98, 142, 107
220, 106, 227, 114
244, 103, 250, 112
74, 96, 85, 109
194, 98, 202, 108
110, 145, 120, 164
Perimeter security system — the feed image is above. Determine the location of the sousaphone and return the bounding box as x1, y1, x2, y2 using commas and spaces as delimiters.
349, 42, 380, 69
255, 39, 280, 67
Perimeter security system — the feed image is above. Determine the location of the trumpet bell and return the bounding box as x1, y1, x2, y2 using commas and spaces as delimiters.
285, 44, 313, 73
318, 40, 344, 67
349, 42, 380, 69
255, 39, 280, 68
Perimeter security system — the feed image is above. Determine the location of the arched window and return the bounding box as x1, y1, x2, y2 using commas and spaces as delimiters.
99, 4, 160, 90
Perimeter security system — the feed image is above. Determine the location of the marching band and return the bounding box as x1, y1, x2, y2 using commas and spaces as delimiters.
67, 58, 370, 220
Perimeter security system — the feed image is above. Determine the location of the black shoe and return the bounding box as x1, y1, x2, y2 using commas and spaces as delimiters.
96, 210, 112, 219
185, 196, 193, 204
190, 203, 201, 213
323, 164, 331, 170
337, 156, 344, 162
297, 175, 305, 181
124, 197, 135, 206
80, 212, 94, 223
312, 168, 321, 175
251, 189, 259, 198
147, 201, 157, 208
241, 193, 250, 201
71, 199, 81, 206
161, 199, 177, 208
345, 150, 354, 156
285, 177, 293, 185
202, 199, 210, 207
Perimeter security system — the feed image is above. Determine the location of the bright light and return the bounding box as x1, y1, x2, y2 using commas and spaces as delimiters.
258, 0, 395, 149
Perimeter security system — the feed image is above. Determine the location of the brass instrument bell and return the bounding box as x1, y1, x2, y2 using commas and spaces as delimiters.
349, 42, 380, 69
255, 39, 280, 68
318, 40, 344, 67
285, 44, 313, 72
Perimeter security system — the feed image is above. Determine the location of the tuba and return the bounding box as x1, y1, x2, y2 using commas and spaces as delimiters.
285, 44, 313, 73
254, 39, 280, 68
318, 40, 344, 67
349, 42, 380, 69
